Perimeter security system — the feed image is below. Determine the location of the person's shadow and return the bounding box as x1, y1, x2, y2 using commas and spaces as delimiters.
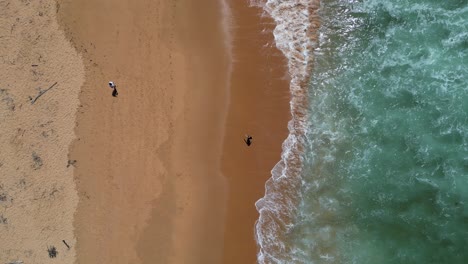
112, 87, 118, 97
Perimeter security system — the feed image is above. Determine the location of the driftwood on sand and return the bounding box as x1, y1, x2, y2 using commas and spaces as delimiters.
30, 82, 57, 104
62, 239, 70, 249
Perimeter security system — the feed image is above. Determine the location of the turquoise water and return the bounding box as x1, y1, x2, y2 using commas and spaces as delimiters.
290, 0, 468, 263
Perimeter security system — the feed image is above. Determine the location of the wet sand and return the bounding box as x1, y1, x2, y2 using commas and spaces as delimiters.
221, 1, 291, 263
57, 0, 229, 263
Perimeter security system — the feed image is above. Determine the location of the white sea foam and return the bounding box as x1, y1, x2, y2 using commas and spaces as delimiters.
250, 0, 321, 263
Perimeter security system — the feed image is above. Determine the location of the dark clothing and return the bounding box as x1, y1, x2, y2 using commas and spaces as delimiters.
244, 136, 253, 146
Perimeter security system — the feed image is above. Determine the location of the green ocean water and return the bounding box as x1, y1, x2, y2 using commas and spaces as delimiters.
291, 0, 468, 263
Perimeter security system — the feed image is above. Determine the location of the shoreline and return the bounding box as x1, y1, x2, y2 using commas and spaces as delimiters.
221, 1, 291, 263
252, 1, 321, 262
0, 0, 315, 262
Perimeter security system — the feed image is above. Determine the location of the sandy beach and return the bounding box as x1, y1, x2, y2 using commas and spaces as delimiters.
57, 0, 230, 263
1, 0, 290, 263
221, 2, 291, 263
0, 0, 83, 263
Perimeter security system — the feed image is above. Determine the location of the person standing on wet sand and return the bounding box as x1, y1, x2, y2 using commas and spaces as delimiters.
244, 135, 253, 146
109, 81, 118, 97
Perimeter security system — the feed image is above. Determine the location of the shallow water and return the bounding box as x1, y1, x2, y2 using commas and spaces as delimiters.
256, 0, 468, 263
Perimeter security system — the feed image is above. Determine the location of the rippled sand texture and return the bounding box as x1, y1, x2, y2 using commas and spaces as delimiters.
0, 0, 84, 263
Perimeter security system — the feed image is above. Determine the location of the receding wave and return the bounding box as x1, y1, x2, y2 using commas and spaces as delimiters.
250, 0, 321, 263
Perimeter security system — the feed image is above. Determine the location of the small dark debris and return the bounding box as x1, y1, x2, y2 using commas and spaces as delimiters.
67, 160, 77, 168
18, 179, 26, 188
30, 82, 58, 104
49, 187, 58, 197
47, 246, 58, 258
1, 89, 15, 111
62, 239, 70, 249
0, 193, 6, 201
32, 152, 43, 170
0, 214, 7, 224
39, 121, 51, 127
41, 131, 49, 138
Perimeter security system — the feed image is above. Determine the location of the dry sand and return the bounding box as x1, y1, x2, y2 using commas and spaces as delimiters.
0, 0, 84, 263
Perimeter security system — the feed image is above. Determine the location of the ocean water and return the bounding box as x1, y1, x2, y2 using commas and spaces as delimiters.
255, 0, 468, 263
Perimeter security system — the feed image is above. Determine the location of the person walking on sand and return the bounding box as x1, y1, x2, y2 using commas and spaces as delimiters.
108, 81, 118, 97
244, 134, 253, 146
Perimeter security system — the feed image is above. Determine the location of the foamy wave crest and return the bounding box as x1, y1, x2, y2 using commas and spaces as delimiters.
251, 0, 320, 263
